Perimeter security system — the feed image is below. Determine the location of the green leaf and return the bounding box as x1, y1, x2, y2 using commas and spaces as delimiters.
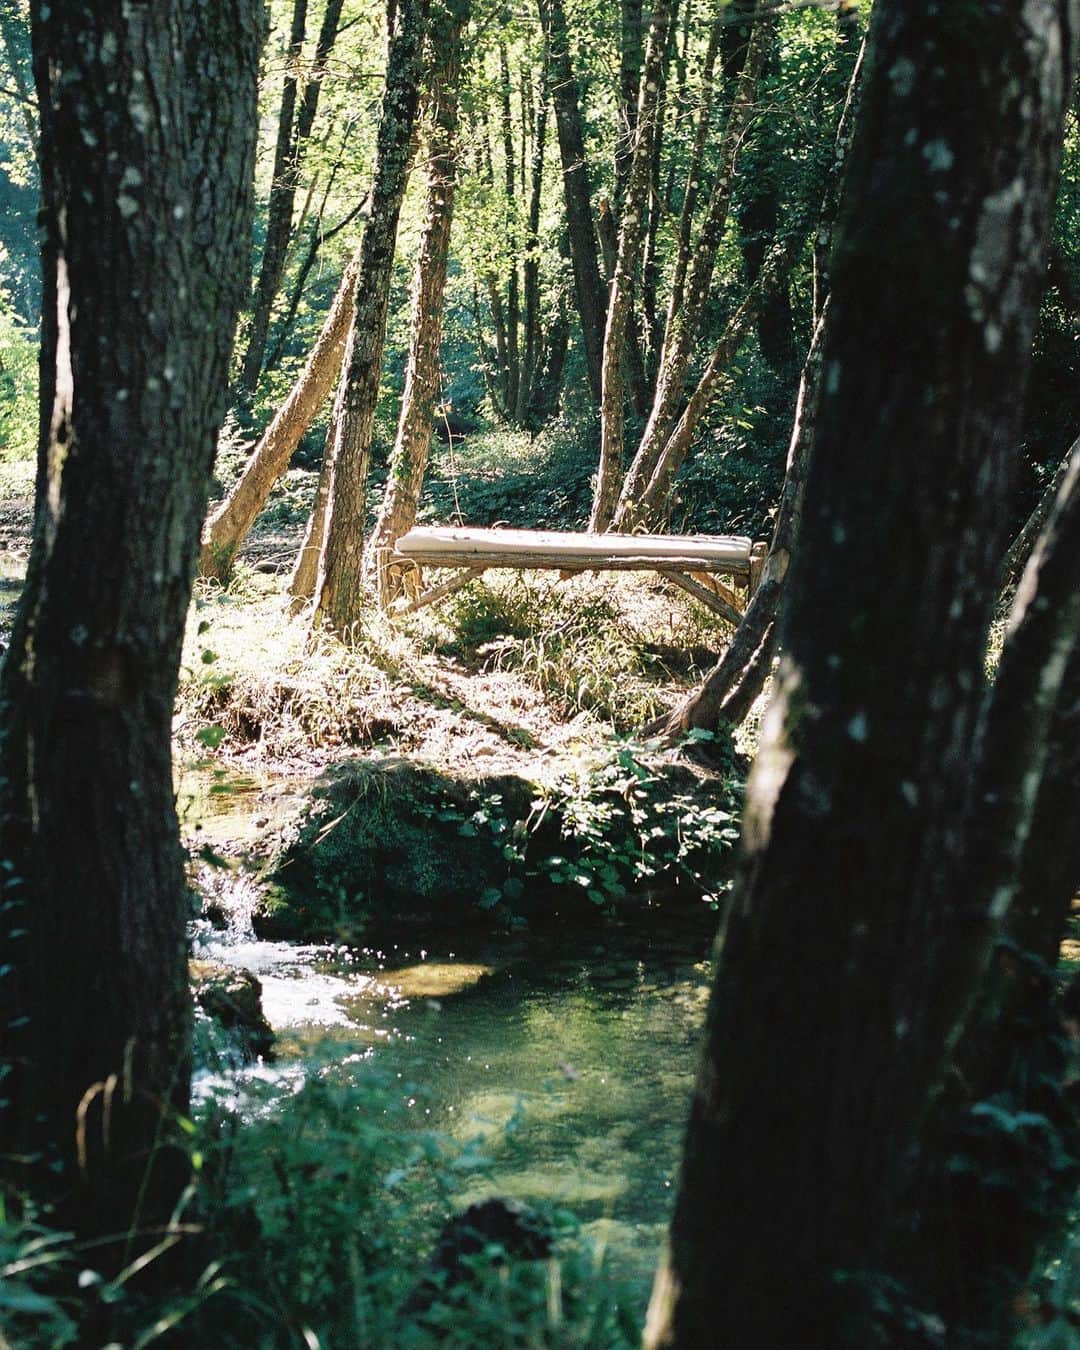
195, 725, 226, 749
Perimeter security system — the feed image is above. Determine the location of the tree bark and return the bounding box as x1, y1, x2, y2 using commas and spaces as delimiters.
314, 0, 426, 632
200, 253, 360, 580
0, 0, 260, 1246
591, 0, 676, 532
365, 2, 467, 603
644, 3, 1076, 1344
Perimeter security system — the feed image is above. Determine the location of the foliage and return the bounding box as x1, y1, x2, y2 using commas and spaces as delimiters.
0, 277, 36, 464
421, 736, 741, 920
0, 1061, 641, 1348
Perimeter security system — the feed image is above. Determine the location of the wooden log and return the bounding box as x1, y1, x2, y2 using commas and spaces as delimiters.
394, 524, 754, 571
663, 570, 744, 628
388, 567, 486, 616
391, 549, 751, 574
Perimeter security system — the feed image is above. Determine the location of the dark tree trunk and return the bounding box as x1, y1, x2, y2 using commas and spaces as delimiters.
897, 442, 1080, 1344
0, 0, 260, 1246
315, 0, 426, 632
539, 0, 606, 405
645, 3, 1075, 1345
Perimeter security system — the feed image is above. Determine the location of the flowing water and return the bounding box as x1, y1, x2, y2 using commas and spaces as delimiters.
194, 911, 717, 1294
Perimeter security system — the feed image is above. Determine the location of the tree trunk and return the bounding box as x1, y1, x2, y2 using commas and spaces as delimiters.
617, 231, 803, 532
1000, 433, 1078, 601
200, 253, 360, 580
896, 442, 1080, 1343
655, 307, 827, 739
239, 0, 345, 393
498, 43, 521, 417
648, 35, 867, 725
0, 0, 259, 1247
644, 3, 1075, 1344
615, 0, 642, 212
668, 8, 723, 324
365, 3, 467, 603
611, 17, 768, 528
518, 59, 547, 422
591, 0, 676, 532
239, 0, 308, 393
314, 0, 426, 633
539, 0, 606, 405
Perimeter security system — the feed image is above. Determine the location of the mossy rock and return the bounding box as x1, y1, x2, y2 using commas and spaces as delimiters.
255, 759, 539, 940
251, 747, 742, 943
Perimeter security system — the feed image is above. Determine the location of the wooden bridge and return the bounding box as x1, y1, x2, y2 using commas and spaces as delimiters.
384, 526, 767, 626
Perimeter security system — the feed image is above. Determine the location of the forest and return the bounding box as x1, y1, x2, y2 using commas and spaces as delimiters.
0, 0, 1078, 1345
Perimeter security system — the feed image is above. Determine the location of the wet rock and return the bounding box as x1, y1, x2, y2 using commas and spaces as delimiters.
190, 960, 274, 1061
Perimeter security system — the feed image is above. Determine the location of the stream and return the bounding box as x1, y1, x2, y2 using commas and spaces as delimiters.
193, 906, 717, 1297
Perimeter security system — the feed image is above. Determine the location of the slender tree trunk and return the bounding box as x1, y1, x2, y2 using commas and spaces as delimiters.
240, 0, 345, 393
365, 3, 467, 603
1000, 433, 1078, 600
199, 254, 360, 580
812, 18, 866, 321
0, 0, 260, 1247
611, 17, 768, 527
314, 0, 427, 632
615, 0, 643, 212
655, 308, 827, 739
643, 31, 867, 720
669, 10, 723, 322
592, 0, 676, 532
645, 3, 1075, 1344
539, 0, 606, 405
618, 232, 802, 531
0, 0, 37, 157
239, 0, 308, 393
289, 418, 334, 602
519, 58, 548, 421
498, 44, 521, 418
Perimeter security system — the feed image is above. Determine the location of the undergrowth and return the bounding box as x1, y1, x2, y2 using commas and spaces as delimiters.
0, 1060, 641, 1348
176, 565, 732, 760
